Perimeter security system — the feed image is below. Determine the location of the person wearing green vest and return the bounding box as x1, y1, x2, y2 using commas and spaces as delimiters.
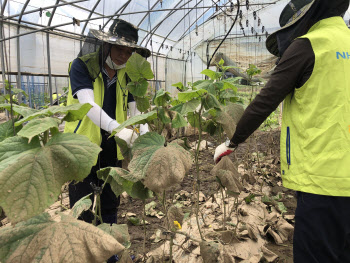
214, 0, 350, 262
64, 19, 150, 225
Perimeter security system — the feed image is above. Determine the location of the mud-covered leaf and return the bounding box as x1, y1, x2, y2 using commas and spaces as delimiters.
15, 103, 92, 126
216, 102, 244, 138
111, 110, 157, 135
129, 133, 192, 192
17, 117, 60, 142
126, 53, 154, 81
170, 99, 201, 115
211, 156, 239, 176
126, 79, 148, 97
216, 169, 243, 195
0, 103, 38, 117
167, 206, 184, 226
97, 223, 131, 248
0, 133, 101, 223
135, 96, 150, 112
70, 193, 92, 219
0, 120, 22, 142
0, 213, 124, 263
171, 113, 187, 129
178, 89, 207, 102
153, 89, 171, 107
200, 241, 221, 263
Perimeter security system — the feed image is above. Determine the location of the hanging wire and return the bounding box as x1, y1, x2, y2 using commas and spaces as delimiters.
207, 0, 239, 69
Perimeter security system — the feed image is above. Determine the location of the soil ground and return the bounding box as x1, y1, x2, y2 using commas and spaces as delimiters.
117, 129, 296, 262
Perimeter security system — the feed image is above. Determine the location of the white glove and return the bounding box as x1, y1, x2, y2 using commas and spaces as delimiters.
128, 101, 149, 135
116, 128, 138, 147
214, 141, 236, 164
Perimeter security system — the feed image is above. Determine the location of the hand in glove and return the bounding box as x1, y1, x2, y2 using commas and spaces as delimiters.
214, 140, 237, 164
115, 128, 138, 147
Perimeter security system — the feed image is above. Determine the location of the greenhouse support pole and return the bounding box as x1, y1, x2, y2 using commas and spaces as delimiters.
16, 32, 22, 103
0, 22, 7, 99
46, 33, 53, 106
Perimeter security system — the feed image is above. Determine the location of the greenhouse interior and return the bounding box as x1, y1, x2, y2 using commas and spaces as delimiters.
1, 0, 350, 262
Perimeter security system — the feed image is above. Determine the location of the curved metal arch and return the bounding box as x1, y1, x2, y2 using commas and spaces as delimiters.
48, 0, 60, 26
156, 0, 205, 54
137, 0, 163, 27
1, 0, 7, 16
140, 0, 194, 47
81, 0, 102, 34
18, 0, 31, 23
101, 0, 131, 30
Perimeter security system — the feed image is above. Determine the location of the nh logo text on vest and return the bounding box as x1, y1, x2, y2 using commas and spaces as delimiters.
336, 52, 350, 59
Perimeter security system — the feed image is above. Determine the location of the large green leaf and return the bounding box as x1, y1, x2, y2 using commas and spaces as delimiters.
222, 80, 238, 93
126, 79, 148, 97
177, 89, 207, 102
15, 103, 92, 126
193, 79, 213, 90
171, 113, 187, 129
98, 223, 131, 248
0, 213, 124, 263
129, 133, 192, 192
17, 117, 60, 142
0, 133, 101, 223
0, 120, 22, 142
171, 82, 184, 91
111, 110, 157, 135
216, 102, 245, 138
126, 53, 154, 81
153, 89, 171, 107
0, 103, 38, 117
115, 136, 132, 161
220, 89, 237, 100
135, 96, 150, 112
170, 99, 201, 116
70, 193, 92, 219
200, 69, 223, 80
0, 136, 40, 162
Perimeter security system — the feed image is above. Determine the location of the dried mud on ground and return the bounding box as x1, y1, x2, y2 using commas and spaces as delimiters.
0, 128, 296, 263
117, 129, 295, 263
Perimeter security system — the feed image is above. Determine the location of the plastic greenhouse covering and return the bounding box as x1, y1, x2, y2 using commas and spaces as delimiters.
0, 0, 349, 106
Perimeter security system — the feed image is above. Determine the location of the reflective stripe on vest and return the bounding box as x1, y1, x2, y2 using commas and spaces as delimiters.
280, 17, 350, 196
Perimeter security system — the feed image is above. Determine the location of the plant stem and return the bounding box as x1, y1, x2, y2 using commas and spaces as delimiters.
194, 103, 204, 240
221, 187, 226, 229
142, 200, 147, 256
43, 130, 49, 145
169, 236, 174, 263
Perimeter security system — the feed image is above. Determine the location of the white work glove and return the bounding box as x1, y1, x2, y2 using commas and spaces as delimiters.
214, 140, 237, 164
115, 128, 138, 147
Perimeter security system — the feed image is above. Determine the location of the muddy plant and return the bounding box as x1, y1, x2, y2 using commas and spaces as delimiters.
0, 102, 138, 262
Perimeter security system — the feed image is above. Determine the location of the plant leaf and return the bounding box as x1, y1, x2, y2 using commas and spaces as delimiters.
203, 93, 221, 110
0, 213, 124, 263
97, 167, 133, 197
135, 96, 150, 112
153, 89, 171, 107
178, 89, 207, 102
97, 223, 131, 248
126, 79, 148, 97
158, 108, 171, 124
0, 120, 22, 142
17, 117, 60, 142
70, 193, 92, 219
0, 103, 38, 117
200, 69, 222, 80
171, 113, 187, 129
215, 102, 245, 138
126, 53, 154, 81
0, 133, 101, 223
115, 136, 131, 162
171, 82, 184, 91
111, 110, 157, 135
170, 99, 200, 116
14, 103, 92, 126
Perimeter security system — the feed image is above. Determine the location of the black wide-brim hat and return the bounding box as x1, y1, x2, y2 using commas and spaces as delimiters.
266, 0, 315, 56
89, 18, 151, 58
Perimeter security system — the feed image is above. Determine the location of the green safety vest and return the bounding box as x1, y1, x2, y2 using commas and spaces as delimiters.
64, 51, 128, 159
280, 17, 350, 196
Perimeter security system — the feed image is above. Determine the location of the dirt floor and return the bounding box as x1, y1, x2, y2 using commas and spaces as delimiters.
116, 129, 296, 262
